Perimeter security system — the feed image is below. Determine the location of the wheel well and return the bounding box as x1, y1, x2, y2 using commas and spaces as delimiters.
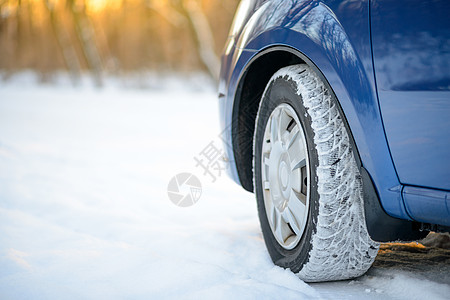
232, 50, 303, 192
232, 47, 426, 242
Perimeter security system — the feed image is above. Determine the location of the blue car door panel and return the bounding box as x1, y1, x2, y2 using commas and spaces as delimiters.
371, 0, 450, 225
371, 0, 450, 190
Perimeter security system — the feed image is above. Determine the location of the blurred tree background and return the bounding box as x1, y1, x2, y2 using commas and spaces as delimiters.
0, 0, 240, 83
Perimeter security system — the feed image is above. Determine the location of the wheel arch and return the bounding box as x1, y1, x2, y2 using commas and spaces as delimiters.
231, 47, 305, 193
232, 46, 364, 192
231, 46, 425, 242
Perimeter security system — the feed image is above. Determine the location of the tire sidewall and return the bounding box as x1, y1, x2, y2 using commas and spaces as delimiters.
254, 75, 320, 272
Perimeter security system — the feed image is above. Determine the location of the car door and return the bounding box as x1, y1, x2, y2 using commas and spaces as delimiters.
370, 0, 450, 226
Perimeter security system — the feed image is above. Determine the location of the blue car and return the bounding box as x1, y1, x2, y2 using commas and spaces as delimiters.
218, 0, 450, 282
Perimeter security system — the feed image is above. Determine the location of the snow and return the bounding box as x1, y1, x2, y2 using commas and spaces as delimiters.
1, 73, 449, 299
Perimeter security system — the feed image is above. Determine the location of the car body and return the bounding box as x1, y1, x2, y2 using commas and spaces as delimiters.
218, 0, 450, 241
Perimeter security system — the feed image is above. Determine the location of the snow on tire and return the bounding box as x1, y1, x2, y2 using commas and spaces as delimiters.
253, 64, 379, 282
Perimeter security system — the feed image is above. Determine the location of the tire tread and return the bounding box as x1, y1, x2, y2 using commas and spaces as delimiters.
268, 64, 380, 282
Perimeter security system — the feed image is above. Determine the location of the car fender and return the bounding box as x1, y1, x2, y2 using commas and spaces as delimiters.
225, 0, 411, 220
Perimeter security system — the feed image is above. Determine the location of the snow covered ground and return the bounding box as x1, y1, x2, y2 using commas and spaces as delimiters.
1, 74, 449, 300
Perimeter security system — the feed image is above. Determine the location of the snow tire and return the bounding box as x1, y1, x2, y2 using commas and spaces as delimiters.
253, 64, 379, 282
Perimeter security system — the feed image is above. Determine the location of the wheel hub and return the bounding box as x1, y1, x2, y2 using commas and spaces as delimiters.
279, 160, 289, 189
269, 141, 292, 212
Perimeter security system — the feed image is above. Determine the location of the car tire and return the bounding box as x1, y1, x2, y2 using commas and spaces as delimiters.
253, 64, 379, 282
